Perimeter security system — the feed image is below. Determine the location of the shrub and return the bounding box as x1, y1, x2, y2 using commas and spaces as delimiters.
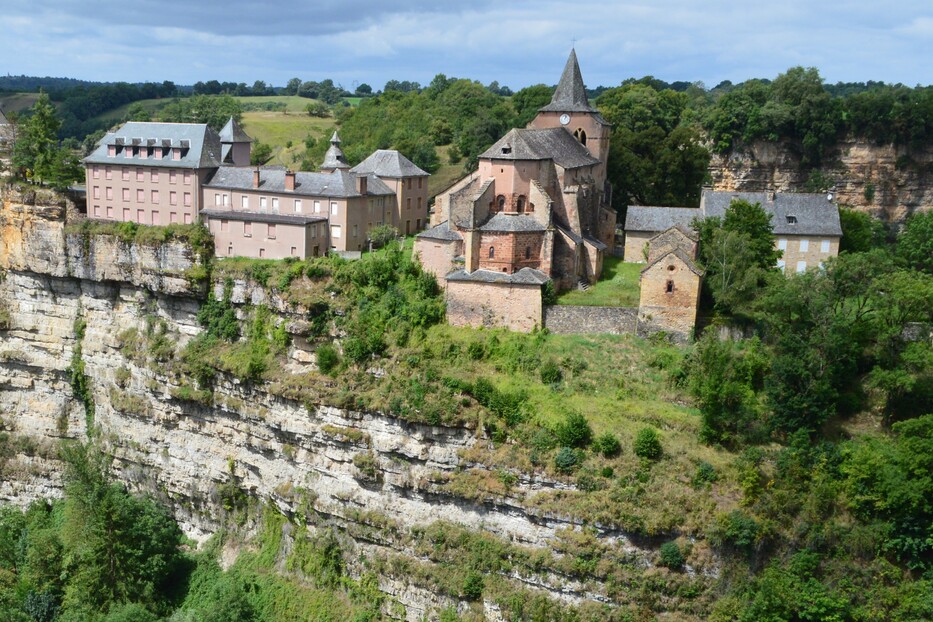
316, 344, 340, 376
634, 427, 663, 460
711, 509, 762, 552
555, 411, 593, 448
467, 341, 485, 360
554, 447, 581, 473
462, 571, 484, 600
593, 432, 621, 457
369, 224, 399, 248
540, 359, 563, 385
659, 541, 685, 570
693, 461, 718, 487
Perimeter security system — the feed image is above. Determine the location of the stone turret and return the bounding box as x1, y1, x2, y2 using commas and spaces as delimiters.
219, 116, 252, 167
320, 131, 350, 172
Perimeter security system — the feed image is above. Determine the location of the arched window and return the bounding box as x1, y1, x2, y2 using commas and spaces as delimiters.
525, 246, 531, 259
489, 246, 495, 259
517, 196, 526, 213
574, 128, 587, 144
496, 195, 506, 212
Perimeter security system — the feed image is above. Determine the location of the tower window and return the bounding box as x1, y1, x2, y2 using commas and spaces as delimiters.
517, 195, 526, 213
666, 280, 674, 293
496, 195, 506, 212
573, 128, 587, 144
489, 247, 495, 259
525, 246, 531, 259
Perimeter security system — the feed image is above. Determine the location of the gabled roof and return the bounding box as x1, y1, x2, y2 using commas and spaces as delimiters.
479, 213, 547, 232
624, 206, 701, 233
701, 189, 842, 236
204, 167, 394, 198
417, 220, 463, 241
480, 127, 600, 169
219, 117, 251, 143
641, 247, 704, 277
649, 223, 699, 243
539, 49, 597, 113
83, 121, 222, 169
446, 267, 549, 285
350, 149, 429, 178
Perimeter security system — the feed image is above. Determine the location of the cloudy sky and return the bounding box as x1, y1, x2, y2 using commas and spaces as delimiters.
3, 0, 932, 90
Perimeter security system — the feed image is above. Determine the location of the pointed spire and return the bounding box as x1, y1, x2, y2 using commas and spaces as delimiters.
219, 116, 251, 143
539, 48, 596, 113
321, 130, 349, 171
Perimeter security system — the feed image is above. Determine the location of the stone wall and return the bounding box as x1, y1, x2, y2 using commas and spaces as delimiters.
446, 280, 542, 331
543, 305, 637, 335
638, 254, 701, 342
623, 231, 651, 263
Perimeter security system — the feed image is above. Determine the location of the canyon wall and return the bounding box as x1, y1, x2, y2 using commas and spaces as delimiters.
0, 187, 698, 620
707, 138, 933, 223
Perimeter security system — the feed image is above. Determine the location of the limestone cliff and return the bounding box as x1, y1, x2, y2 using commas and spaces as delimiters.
0, 187, 712, 620
707, 137, 933, 223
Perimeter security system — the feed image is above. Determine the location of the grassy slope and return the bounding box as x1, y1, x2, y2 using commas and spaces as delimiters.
234, 95, 321, 113
240, 110, 337, 168
556, 256, 642, 307
0, 92, 39, 113
88, 97, 172, 126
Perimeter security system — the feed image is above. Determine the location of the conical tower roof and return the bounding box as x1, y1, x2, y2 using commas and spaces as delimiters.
219, 116, 251, 143
321, 130, 349, 170
539, 49, 596, 113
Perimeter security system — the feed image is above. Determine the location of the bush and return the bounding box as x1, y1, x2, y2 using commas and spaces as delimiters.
693, 461, 718, 487
316, 344, 340, 376
659, 541, 685, 570
555, 411, 593, 448
461, 571, 484, 600
554, 447, 581, 473
593, 432, 621, 457
540, 359, 563, 385
634, 427, 663, 460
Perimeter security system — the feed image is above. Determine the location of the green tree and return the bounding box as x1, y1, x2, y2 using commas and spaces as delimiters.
159, 94, 242, 131
839, 207, 885, 253
896, 210, 933, 274
11, 92, 82, 190
511, 84, 554, 127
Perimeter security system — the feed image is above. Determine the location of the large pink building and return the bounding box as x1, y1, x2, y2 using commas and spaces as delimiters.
414, 50, 617, 331
350, 150, 430, 235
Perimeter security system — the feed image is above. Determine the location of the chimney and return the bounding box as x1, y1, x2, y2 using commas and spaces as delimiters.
252, 168, 261, 189
285, 170, 296, 191
357, 175, 367, 195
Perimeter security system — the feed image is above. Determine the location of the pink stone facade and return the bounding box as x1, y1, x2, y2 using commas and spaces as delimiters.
86, 164, 207, 225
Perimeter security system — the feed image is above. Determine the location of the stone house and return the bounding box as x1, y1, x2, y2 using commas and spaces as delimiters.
637, 227, 703, 341
415, 50, 617, 331
350, 149, 430, 235
623, 189, 842, 272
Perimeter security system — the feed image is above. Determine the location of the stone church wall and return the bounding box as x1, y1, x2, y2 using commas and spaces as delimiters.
543, 305, 637, 335
446, 280, 542, 332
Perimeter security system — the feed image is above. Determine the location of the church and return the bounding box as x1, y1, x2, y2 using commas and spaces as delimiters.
414, 50, 616, 331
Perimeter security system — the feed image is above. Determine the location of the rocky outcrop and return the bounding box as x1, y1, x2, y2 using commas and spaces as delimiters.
708, 137, 933, 223
0, 188, 704, 620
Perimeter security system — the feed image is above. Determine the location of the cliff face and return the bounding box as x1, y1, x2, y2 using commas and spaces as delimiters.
707, 138, 933, 223
0, 188, 703, 620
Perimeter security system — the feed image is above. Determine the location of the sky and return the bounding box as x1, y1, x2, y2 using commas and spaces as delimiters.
2, 0, 933, 90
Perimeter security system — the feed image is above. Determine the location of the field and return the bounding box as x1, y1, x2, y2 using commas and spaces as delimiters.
555, 256, 642, 307
88, 97, 171, 126
240, 110, 337, 168
234, 95, 321, 113
0, 92, 40, 114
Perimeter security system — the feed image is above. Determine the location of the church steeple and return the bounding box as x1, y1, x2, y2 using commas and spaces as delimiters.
539, 49, 595, 113
320, 130, 350, 172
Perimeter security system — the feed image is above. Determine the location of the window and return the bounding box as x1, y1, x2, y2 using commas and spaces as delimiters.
796, 260, 807, 273
105, 166, 112, 180
125, 147, 133, 159
241, 195, 249, 209
137, 209, 144, 221
170, 212, 177, 223
122, 168, 129, 181
122, 188, 129, 202
140, 147, 148, 158
496, 195, 505, 212
331, 225, 341, 238
268, 224, 276, 239
821, 239, 830, 253
407, 198, 411, 210
215, 193, 222, 206
314, 200, 321, 213
227, 245, 233, 256
353, 224, 358, 238
107, 206, 113, 218
517, 196, 526, 213
330, 202, 338, 215
416, 218, 421, 229
154, 147, 162, 159
169, 191, 177, 205
93, 167, 100, 179
417, 197, 422, 211
172, 148, 181, 161
183, 171, 191, 185
418, 177, 423, 189
407, 178, 412, 189
777, 239, 787, 251
294, 199, 302, 212
244, 222, 252, 236
123, 208, 130, 221
151, 211, 159, 225
136, 189, 144, 203
136, 169, 144, 182
183, 192, 191, 206
311, 224, 317, 237
169, 170, 176, 184
184, 213, 192, 224
488, 247, 495, 259
151, 170, 159, 182
272, 197, 279, 210
260, 197, 268, 208
93, 186, 100, 199
525, 246, 531, 259
786, 215, 797, 224
259, 248, 265, 258
223, 194, 229, 207
573, 128, 587, 144
665, 280, 674, 293
106, 187, 113, 200
151, 190, 159, 204
291, 247, 297, 256
220, 220, 228, 232
777, 259, 785, 272
93, 205, 100, 216
108, 145, 116, 157
799, 239, 809, 252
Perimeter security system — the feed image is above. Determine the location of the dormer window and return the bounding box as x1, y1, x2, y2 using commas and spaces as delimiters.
786, 215, 798, 224
172, 148, 182, 161
501, 144, 512, 155
107, 145, 116, 157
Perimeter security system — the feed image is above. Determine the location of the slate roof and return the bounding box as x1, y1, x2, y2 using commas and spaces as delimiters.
641, 247, 704, 277
539, 49, 597, 114
199, 209, 327, 226
446, 267, 549, 285
624, 206, 701, 232
204, 167, 394, 198
479, 213, 547, 232
701, 190, 843, 236
480, 127, 600, 169
219, 117, 251, 143
84, 122, 222, 169
321, 131, 349, 170
350, 149, 429, 178
417, 221, 463, 241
